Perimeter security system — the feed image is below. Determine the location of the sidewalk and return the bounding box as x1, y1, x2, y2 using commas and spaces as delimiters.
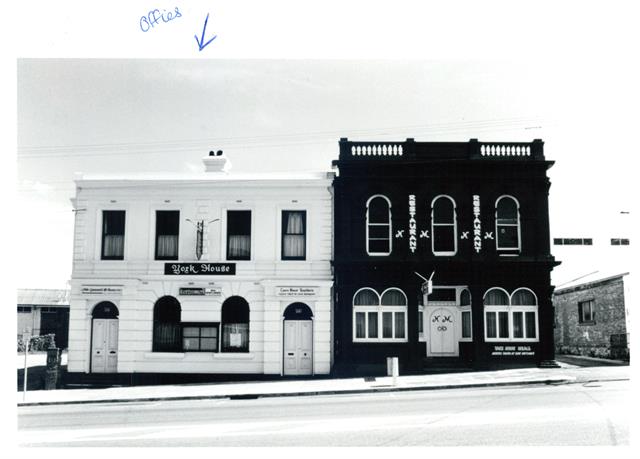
17, 364, 630, 407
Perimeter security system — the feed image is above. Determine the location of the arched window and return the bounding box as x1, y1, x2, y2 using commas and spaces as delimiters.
511, 288, 538, 340
353, 287, 407, 342
153, 296, 181, 352
366, 195, 392, 256
431, 195, 457, 255
483, 287, 538, 342
221, 296, 250, 352
495, 196, 521, 252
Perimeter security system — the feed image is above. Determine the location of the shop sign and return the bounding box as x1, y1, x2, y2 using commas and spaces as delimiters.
473, 195, 482, 253
81, 286, 123, 295
179, 287, 222, 296
491, 345, 535, 356
277, 286, 317, 297
408, 194, 417, 253
165, 263, 236, 275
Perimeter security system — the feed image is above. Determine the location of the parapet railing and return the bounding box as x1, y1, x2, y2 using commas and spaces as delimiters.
338, 138, 544, 160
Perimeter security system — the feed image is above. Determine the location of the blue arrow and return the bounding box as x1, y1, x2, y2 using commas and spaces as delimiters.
194, 13, 217, 51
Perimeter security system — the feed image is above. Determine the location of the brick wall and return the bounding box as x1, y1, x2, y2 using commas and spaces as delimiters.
553, 276, 629, 359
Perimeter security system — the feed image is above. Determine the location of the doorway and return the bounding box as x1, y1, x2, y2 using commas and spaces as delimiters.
428, 307, 458, 356
91, 301, 119, 373
283, 302, 313, 376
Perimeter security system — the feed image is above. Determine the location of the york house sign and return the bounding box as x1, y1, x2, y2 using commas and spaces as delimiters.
165, 263, 236, 275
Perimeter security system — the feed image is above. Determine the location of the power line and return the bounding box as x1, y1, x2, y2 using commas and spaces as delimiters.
18, 118, 537, 158
18, 120, 545, 159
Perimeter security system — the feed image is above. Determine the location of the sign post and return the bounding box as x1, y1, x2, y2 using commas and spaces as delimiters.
22, 328, 31, 402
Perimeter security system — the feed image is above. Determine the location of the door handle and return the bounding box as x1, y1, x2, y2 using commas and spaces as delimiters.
109, 351, 116, 354
288, 353, 294, 356
95, 351, 101, 355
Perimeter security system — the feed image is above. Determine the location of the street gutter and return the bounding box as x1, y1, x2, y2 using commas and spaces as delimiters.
18, 376, 578, 407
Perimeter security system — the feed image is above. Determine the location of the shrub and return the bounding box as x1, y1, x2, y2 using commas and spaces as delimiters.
17, 334, 56, 352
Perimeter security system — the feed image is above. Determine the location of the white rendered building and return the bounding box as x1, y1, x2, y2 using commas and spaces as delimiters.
67, 152, 333, 381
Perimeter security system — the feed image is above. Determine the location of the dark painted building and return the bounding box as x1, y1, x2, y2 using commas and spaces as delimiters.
332, 138, 559, 375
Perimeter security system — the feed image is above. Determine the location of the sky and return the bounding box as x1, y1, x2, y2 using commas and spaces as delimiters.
8, 1, 639, 292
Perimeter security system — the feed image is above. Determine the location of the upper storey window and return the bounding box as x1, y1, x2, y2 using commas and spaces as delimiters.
282, 210, 306, 260
495, 196, 521, 252
366, 195, 392, 256
155, 210, 179, 260
227, 210, 251, 260
101, 210, 125, 260
431, 195, 457, 256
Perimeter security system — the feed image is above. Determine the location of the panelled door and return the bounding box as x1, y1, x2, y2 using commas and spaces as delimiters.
283, 320, 313, 376
91, 318, 119, 373
428, 307, 458, 356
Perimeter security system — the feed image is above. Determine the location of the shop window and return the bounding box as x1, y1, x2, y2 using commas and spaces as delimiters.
227, 211, 251, 260
221, 296, 250, 352
431, 195, 457, 255
578, 299, 595, 324
483, 287, 538, 342
182, 323, 219, 352
366, 195, 392, 256
282, 210, 306, 260
152, 296, 181, 352
495, 196, 521, 252
101, 210, 125, 260
353, 287, 407, 342
155, 210, 180, 260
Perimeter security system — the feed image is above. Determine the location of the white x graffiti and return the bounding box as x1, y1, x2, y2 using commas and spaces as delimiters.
395, 230, 405, 238
484, 232, 494, 240
419, 230, 429, 239
461, 231, 469, 239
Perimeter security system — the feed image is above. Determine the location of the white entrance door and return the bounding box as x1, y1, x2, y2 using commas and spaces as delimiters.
428, 308, 457, 356
283, 320, 313, 375
91, 319, 119, 373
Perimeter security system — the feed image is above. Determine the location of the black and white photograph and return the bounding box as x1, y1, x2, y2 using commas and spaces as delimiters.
6, 0, 637, 454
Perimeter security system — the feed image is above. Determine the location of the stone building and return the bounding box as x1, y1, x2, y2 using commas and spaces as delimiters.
554, 272, 630, 360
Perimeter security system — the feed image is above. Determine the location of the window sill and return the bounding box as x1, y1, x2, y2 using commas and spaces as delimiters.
484, 338, 539, 343
353, 339, 408, 343
213, 353, 255, 360
144, 352, 186, 359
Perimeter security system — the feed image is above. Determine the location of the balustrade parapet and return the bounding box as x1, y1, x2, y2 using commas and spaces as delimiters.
338, 137, 545, 161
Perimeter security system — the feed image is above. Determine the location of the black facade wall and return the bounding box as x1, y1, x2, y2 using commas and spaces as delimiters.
333, 139, 558, 376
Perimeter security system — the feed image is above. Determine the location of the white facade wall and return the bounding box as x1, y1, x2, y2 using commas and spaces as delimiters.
68, 166, 334, 376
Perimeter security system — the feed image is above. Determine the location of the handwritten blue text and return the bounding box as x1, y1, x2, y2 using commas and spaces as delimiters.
140, 7, 182, 32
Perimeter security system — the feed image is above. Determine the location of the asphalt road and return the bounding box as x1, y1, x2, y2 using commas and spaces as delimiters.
18, 380, 629, 447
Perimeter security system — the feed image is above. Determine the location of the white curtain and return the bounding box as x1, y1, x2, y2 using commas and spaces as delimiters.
157, 235, 178, 258
103, 235, 124, 257
228, 235, 251, 258
283, 212, 305, 257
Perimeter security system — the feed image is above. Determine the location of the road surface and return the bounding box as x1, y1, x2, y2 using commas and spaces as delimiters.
18, 380, 629, 446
